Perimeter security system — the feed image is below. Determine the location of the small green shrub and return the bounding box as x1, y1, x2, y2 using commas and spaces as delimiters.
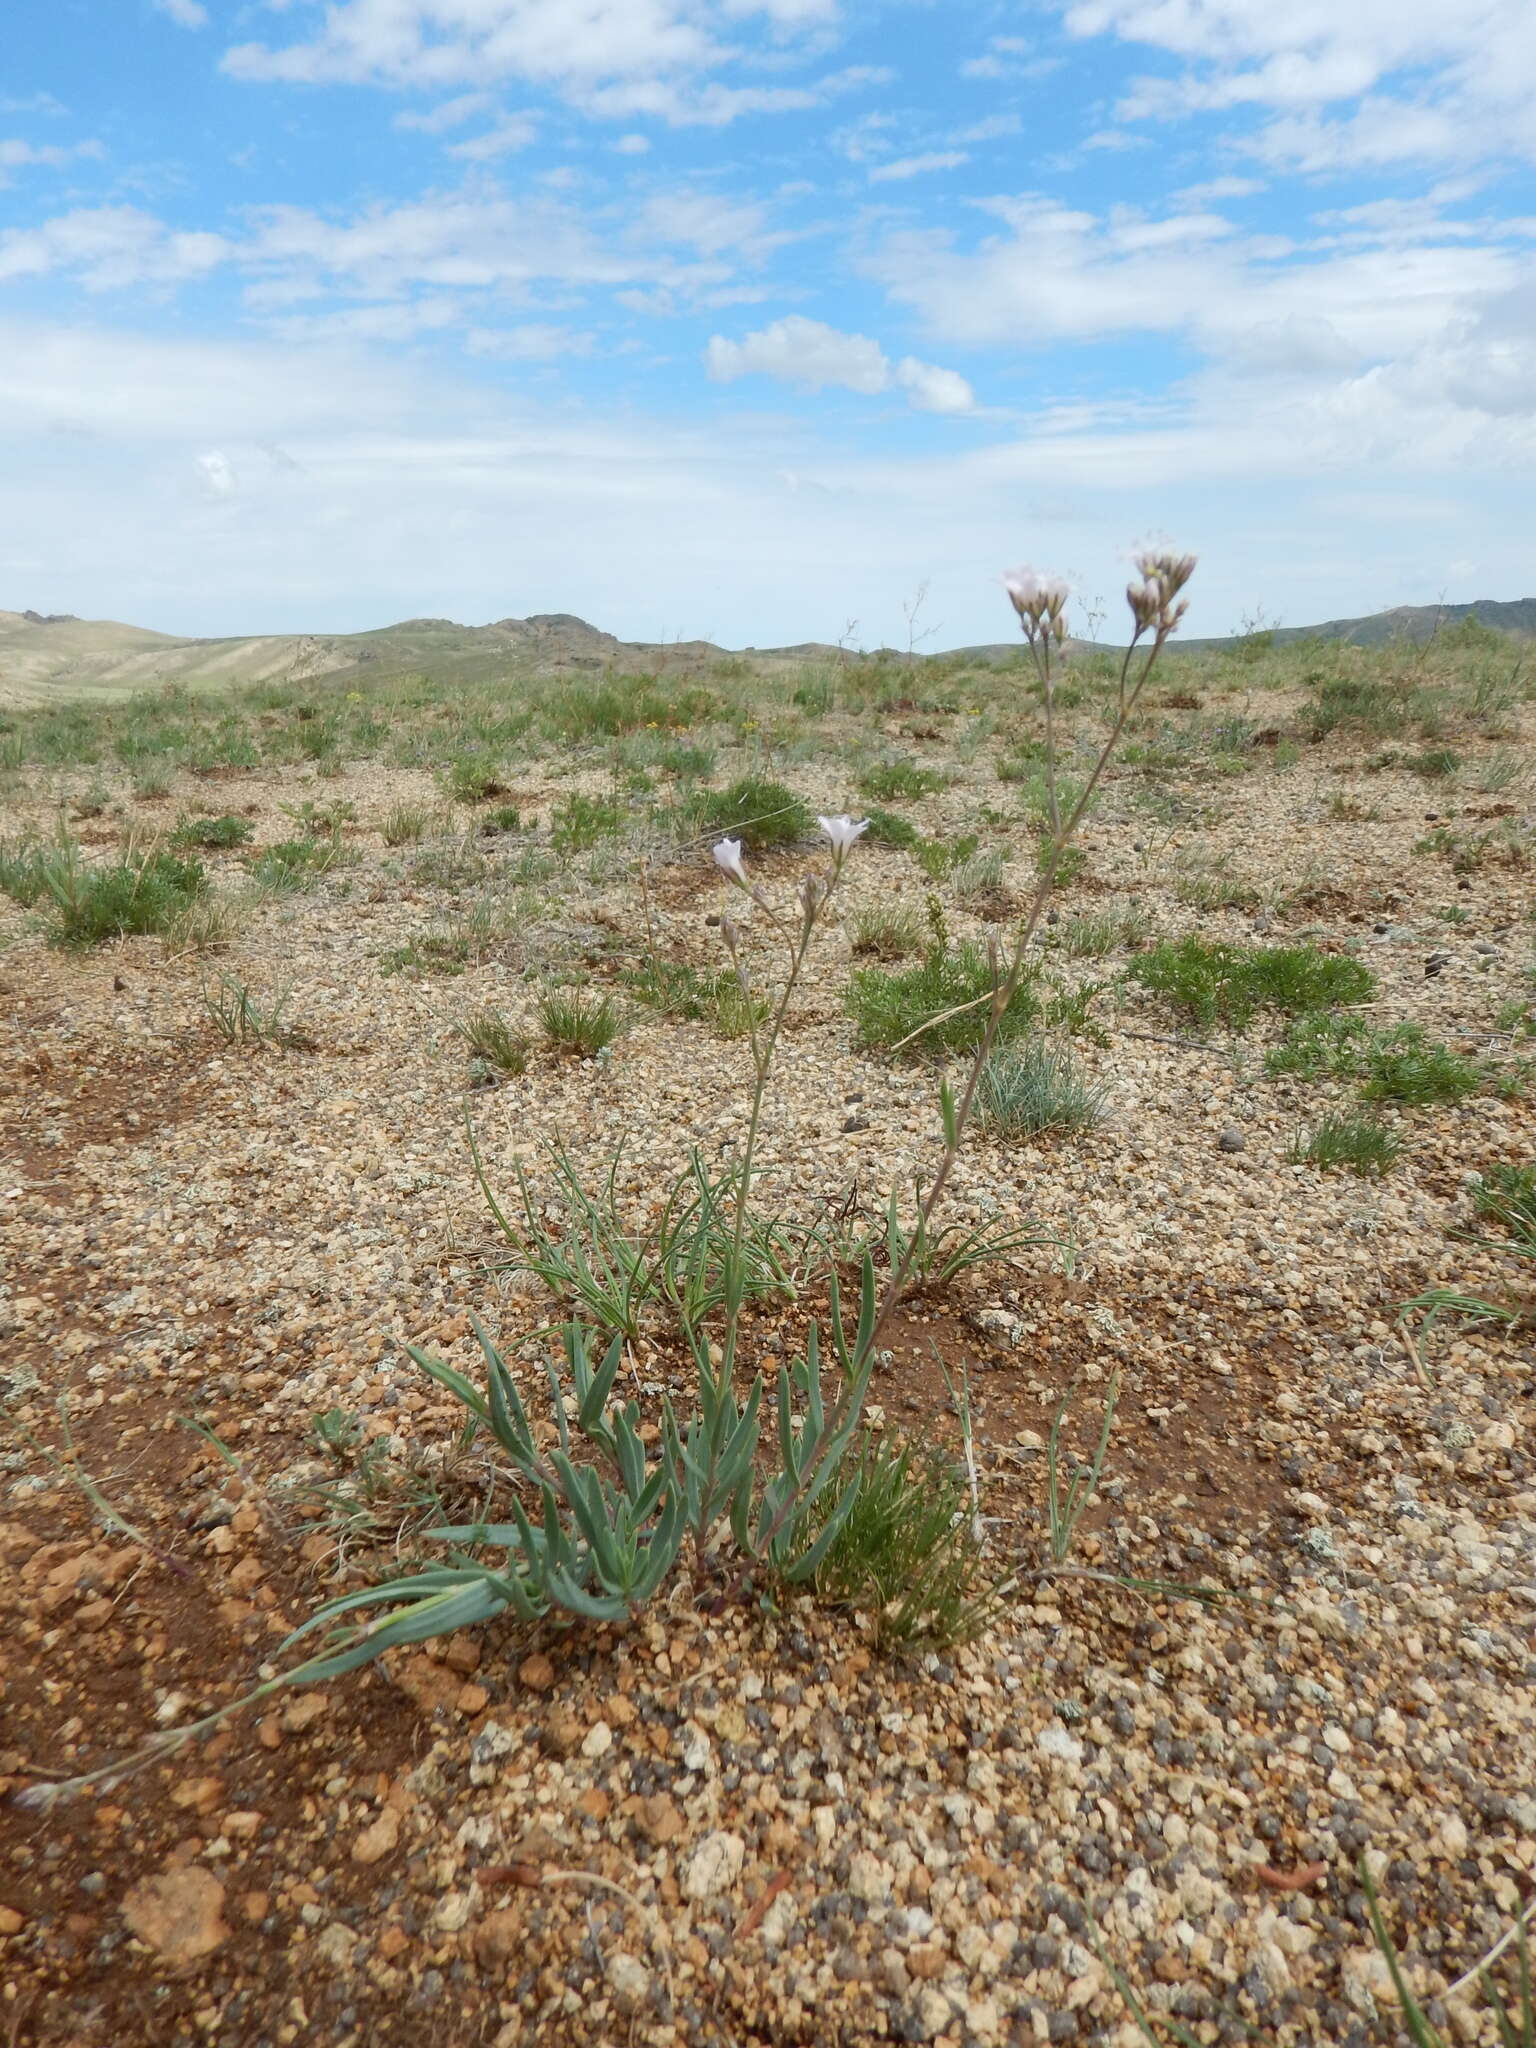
1129, 937, 1375, 1030
552, 792, 626, 852
0, 838, 50, 907
248, 831, 345, 893
950, 849, 1008, 905
1474, 1162, 1536, 1248
807, 1439, 1003, 1650
850, 905, 926, 960
848, 943, 1037, 1056
172, 813, 253, 851
200, 971, 298, 1047
1405, 747, 1461, 779
482, 803, 521, 834
538, 988, 623, 1056
456, 1009, 529, 1074
977, 1038, 1106, 1137
542, 675, 718, 742
859, 758, 948, 802
1290, 1113, 1401, 1176
861, 806, 920, 850
696, 776, 812, 850
1057, 906, 1151, 957
37, 843, 207, 946
381, 804, 430, 846
915, 832, 978, 881
995, 741, 1049, 781
441, 752, 505, 804
1359, 1024, 1483, 1104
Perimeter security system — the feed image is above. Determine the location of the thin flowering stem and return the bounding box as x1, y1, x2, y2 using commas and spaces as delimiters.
740, 562, 1195, 1579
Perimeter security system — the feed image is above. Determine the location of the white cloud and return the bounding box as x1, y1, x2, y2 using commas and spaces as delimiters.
196, 449, 236, 497
446, 114, 540, 159
706, 314, 974, 412
1058, 0, 1536, 169
0, 207, 229, 288
868, 151, 969, 183
0, 137, 105, 182
153, 0, 209, 26
394, 92, 497, 132
464, 322, 594, 356
222, 0, 859, 125
613, 133, 652, 153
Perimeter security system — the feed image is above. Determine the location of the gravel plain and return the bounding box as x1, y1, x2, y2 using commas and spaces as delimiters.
0, 653, 1532, 2047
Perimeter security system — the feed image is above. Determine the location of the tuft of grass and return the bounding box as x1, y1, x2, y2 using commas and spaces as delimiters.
482, 803, 521, 834
200, 971, 298, 1047
1290, 1112, 1401, 1176
31, 839, 208, 946
456, 1008, 529, 1075
541, 675, 718, 743
171, 813, 253, 851
914, 831, 978, 882
860, 805, 921, 850
977, 1037, 1106, 1138
1359, 1024, 1484, 1104
381, 804, 430, 846
1475, 1162, 1536, 1249
848, 942, 1038, 1056
858, 757, 948, 802
695, 775, 812, 850
804, 1438, 1005, 1651
1129, 936, 1375, 1031
441, 752, 505, 804
850, 904, 926, 960
995, 740, 1050, 782
551, 792, 626, 853
0, 837, 51, 907
1405, 746, 1462, 779
950, 849, 1008, 906
537, 988, 624, 1057
1056, 905, 1151, 957
248, 830, 346, 893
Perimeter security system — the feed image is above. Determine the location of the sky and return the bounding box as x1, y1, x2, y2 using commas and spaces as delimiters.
2, 1, 1535, 649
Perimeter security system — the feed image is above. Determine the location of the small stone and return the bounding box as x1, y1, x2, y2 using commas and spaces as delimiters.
0, 1906, 25, 1936
518, 1653, 557, 1692
581, 1719, 613, 1760
281, 1694, 329, 1734
682, 1830, 745, 1902
120, 1868, 229, 1966
351, 1809, 400, 1865
607, 1951, 653, 2017
312, 1922, 360, 1969
1218, 1127, 1246, 1153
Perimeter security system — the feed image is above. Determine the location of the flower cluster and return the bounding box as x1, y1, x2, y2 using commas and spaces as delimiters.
1127, 551, 1197, 637
1003, 566, 1070, 647
712, 813, 868, 887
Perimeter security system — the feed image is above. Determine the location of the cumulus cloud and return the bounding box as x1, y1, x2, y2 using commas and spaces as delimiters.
152, 0, 209, 26
706, 315, 974, 413
1057, 0, 1536, 168
196, 449, 237, 497
221, 0, 861, 126
0, 137, 105, 182
0, 206, 228, 288
867, 151, 969, 183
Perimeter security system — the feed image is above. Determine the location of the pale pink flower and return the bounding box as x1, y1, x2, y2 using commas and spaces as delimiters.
712, 837, 748, 884
816, 814, 869, 855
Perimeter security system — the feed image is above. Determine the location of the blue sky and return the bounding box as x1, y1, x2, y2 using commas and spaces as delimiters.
2, 0, 1534, 647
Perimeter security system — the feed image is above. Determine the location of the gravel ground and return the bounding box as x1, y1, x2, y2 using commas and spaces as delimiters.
0, 672, 1532, 2047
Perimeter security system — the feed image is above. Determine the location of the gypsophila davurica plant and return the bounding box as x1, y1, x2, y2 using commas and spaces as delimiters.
20, 548, 1199, 1804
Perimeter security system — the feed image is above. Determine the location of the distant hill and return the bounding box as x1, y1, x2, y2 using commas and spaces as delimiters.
2, 595, 1531, 708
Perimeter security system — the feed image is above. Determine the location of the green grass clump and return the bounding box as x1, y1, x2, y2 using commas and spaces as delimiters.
1405, 746, 1461, 779
441, 751, 506, 804
551, 792, 626, 852
1129, 937, 1375, 1031
542, 675, 718, 743
859, 758, 948, 802
977, 1038, 1106, 1138
1474, 1163, 1536, 1248
1290, 1113, 1401, 1176
1359, 1024, 1483, 1104
850, 905, 926, 960
42, 845, 207, 946
171, 813, 253, 851
248, 831, 346, 893
804, 1438, 1003, 1651
995, 740, 1050, 782
537, 989, 623, 1057
456, 1009, 529, 1075
1057, 906, 1151, 958
695, 775, 812, 851
0, 838, 51, 907
914, 832, 978, 882
381, 804, 430, 846
848, 943, 1037, 1056
861, 806, 920, 850
1265, 1014, 1368, 1079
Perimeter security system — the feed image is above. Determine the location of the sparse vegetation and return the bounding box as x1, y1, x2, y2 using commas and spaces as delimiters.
1290, 1111, 1402, 1176
977, 1036, 1107, 1137
537, 987, 624, 1056
1130, 936, 1375, 1030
